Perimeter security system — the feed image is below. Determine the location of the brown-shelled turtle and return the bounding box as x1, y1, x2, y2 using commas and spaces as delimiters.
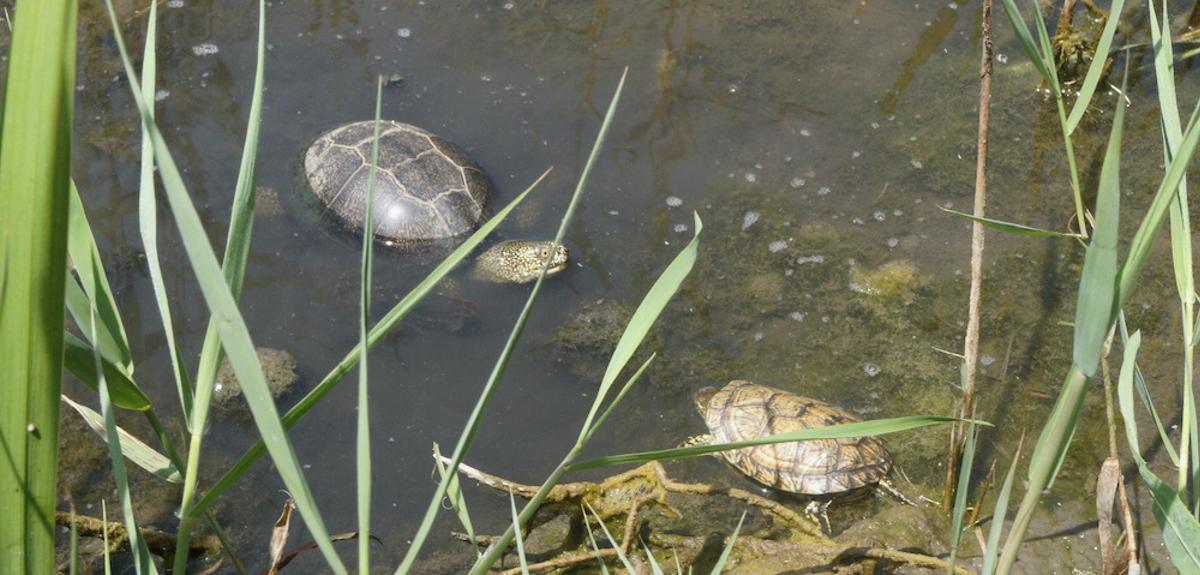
689, 380, 911, 531
304, 120, 491, 244
301, 120, 569, 283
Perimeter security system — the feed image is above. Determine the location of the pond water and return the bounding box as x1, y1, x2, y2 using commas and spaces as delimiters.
41, 0, 1200, 572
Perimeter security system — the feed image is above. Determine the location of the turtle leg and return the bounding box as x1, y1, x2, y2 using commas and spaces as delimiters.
876, 479, 917, 506
678, 434, 712, 449
803, 500, 832, 535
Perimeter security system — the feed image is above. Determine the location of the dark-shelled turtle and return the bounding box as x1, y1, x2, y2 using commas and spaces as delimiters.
303, 120, 490, 244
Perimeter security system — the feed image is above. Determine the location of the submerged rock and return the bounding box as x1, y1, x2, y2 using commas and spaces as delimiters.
213, 346, 299, 409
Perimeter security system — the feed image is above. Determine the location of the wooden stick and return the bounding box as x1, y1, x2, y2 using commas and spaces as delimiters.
945, 0, 994, 511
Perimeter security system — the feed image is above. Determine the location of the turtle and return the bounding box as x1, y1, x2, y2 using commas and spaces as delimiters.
301, 120, 570, 283
689, 380, 912, 531
473, 240, 569, 283
303, 119, 491, 244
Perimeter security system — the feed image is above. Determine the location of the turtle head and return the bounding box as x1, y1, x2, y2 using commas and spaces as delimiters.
517, 240, 569, 277
693, 386, 719, 416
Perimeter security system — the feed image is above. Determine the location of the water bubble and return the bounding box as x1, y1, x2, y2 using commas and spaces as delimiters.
873, 211, 886, 221
817, 186, 831, 196
503, 1, 514, 9
744, 172, 757, 183
166, 0, 184, 7
753, 332, 764, 342
910, 159, 924, 169
893, 209, 904, 216
768, 240, 788, 253
728, 84, 739, 93
997, 53, 1008, 64
397, 27, 412, 38
741, 211, 760, 230
863, 363, 881, 377
886, 237, 900, 248
789, 311, 805, 322
851, 150, 862, 159
480, 74, 492, 82
796, 255, 825, 265
852, 217, 865, 225
154, 90, 170, 101
673, 223, 689, 233
790, 177, 806, 188
981, 354, 995, 366
800, 128, 811, 137
665, 196, 683, 207
607, 210, 620, 216
191, 43, 219, 56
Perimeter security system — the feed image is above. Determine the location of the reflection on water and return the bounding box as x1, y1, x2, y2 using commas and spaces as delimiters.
49, 0, 1182, 570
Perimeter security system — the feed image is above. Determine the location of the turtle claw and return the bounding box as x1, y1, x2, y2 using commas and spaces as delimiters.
804, 500, 832, 535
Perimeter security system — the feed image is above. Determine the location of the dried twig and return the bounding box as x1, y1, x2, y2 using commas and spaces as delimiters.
55, 510, 221, 558
944, 0, 994, 511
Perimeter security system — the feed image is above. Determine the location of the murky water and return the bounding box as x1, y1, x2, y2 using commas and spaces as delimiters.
28, 0, 1200, 571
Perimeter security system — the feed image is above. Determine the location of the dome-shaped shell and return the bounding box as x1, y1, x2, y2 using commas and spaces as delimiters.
700, 380, 892, 495
303, 120, 490, 242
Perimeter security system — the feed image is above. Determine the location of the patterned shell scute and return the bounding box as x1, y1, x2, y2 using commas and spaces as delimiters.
303, 120, 490, 242
703, 380, 892, 495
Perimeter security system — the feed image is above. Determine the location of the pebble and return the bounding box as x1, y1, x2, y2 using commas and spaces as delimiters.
742, 211, 760, 230
191, 43, 219, 56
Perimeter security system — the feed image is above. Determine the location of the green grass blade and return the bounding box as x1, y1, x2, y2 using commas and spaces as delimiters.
709, 511, 746, 575
1028, 0, 1059, 92
60, 394, 180, 483
396, 69, 627, 575
1117, 331, 1200, 569
997, 0, 1053, 84
90, 307, 157, 575
569, 416, 966, 471
1117, 99, 1200, 305
995, 365, 1089, 574
67, 182, 132, 372
642, 538, 665, 575
0, 0, 77, 570
63, 332, 151, 410
585, 353, 656, 442
1064, 0, 1126, 134
980, 436, 1024, 575
193, 168, 549, 518
356, 76, 384, 575
1151, 0, 1200, 505
101, 502, 111, 575
1117, 313, 1180, 465
587, 503, 637, 572
578, 211, 701, 442
947, 415, 978, 573
938, 207, 1076, 238
584, 511, 612, 575
172, 0, 268, 569
433, 444, 479, 557
1071, 70, 1125, 376
510, 490, 531, 575
99, 1, 346, 571
133, 0, 193, 429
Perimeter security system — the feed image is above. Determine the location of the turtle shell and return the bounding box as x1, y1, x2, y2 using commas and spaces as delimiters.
700, 380, 891, 495
303, 120, 491, 242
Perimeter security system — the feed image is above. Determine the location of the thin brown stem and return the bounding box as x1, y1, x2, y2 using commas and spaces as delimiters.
945, 0, 993, 511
